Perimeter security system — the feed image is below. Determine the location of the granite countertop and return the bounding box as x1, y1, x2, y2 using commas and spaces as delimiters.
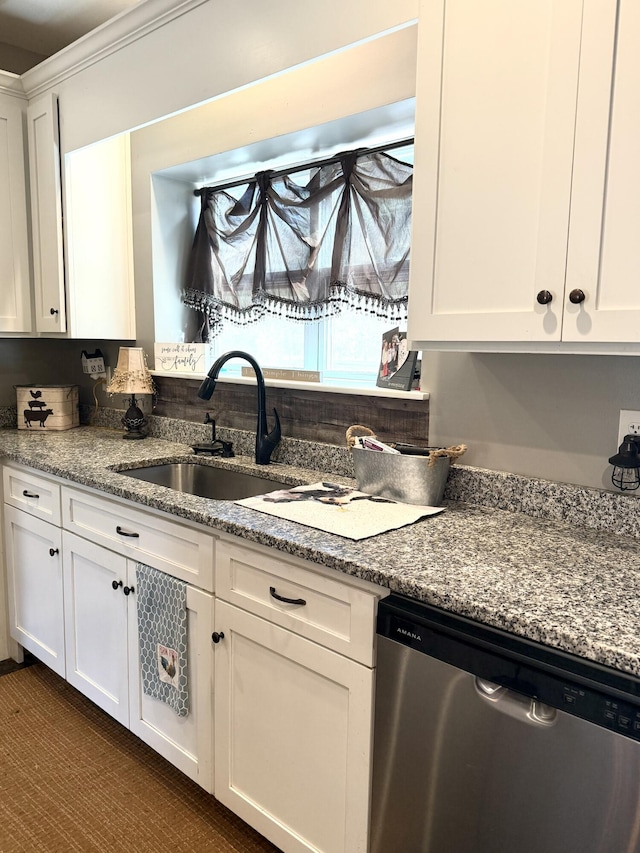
1, 425, 640, 679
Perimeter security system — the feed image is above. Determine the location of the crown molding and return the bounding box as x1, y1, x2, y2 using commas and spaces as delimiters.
20, 0, 208, 99
0, 70, 26, 99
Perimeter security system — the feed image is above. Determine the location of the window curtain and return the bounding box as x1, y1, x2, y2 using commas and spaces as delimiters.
183, 146, 413, 341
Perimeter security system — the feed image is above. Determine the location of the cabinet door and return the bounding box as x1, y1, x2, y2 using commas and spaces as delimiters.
564, 0, 640, 342
4, 505, 65, 675
0, 94, 32, 333
62, 532, 129, 726
64, 135, 136, 339
214, 600, 374, 853
407, 0, 583, 345
27, 92, 66, 333
128, 567, 214, 793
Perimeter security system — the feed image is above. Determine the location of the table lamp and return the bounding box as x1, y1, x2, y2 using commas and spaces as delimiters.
106, 347, 156, 439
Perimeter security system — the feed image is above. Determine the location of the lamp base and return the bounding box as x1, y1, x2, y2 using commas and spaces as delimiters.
122, 429, 147, 440
121, 397, 148, 440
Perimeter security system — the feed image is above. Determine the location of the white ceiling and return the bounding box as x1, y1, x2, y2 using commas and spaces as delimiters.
0, 0, 142, 74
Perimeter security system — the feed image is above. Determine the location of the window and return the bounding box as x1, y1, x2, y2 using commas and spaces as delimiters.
186, 142, 414, 388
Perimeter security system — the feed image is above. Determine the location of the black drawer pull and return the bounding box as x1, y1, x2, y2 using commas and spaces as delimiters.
49, 548, 59, 557
123, 585, 134, 596
269, 586, 306, 606
22, 490, 40, 499
112, 580, 123, 591
116, 525, 139, 538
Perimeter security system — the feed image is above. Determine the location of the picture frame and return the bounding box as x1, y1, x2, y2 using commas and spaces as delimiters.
376, 328, 418, 391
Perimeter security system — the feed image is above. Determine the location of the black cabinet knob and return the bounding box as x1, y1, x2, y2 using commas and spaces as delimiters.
536, 290, 552, 305
123, 585, 134, 596
112, 580, 123, 591
211, 632, 225, 644
569, 288, 585, 304
50, 307, 59, 315
49, 548, 59, 557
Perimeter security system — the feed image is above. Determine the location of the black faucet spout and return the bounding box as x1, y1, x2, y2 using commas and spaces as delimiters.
197, 350, 281, 465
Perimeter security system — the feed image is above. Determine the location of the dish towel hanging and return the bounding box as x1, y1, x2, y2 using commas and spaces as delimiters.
136, 563, 189, 717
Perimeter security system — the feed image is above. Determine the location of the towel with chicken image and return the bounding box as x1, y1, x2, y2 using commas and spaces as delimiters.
136, 563, 189, 717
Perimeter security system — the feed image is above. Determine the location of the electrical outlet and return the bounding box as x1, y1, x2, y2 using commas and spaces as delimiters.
617, 410, 640, 447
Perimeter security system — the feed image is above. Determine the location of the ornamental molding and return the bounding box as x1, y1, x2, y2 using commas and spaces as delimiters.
0, 71, 26, 99
20, 0, 208, 99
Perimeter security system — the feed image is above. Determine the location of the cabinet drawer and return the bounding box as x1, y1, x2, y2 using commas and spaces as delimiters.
61, 486, 215, 591
3, 464, 61, 524
215, 539, 380, 666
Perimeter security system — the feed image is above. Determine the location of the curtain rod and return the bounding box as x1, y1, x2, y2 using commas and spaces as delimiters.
193, 137, 414, 197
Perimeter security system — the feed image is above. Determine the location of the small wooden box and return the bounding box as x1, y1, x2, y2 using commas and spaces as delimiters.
16, 385, 79, 431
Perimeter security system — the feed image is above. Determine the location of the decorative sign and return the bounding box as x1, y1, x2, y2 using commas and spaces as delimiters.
241, 367, 320, 383
154, 343, 215, 374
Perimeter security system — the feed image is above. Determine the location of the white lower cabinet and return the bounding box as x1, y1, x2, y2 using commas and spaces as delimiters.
62, 533, 129, 723
2, 463, 383, 852
3, 465, 215, 794
4, 505, 65, 676
214, 600, 374, 853
62, 530, 214, 792
213, 538, 382, 853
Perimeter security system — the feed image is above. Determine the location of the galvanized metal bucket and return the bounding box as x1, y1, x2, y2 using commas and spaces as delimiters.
351, 448, 450, 506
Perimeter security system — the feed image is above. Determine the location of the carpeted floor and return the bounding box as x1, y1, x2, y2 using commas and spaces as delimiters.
0, 663, 280, 853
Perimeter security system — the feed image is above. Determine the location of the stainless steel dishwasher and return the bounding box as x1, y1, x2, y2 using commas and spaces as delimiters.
371, 594, 640, 853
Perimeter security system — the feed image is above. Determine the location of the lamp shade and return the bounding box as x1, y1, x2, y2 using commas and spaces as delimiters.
106, 347, 155, 396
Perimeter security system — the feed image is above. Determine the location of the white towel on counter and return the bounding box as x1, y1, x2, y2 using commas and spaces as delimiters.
236, 481, 444, 540
136, 562, 189, 717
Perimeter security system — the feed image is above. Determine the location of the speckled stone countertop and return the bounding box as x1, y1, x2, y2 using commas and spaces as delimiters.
1, 424, 640, 680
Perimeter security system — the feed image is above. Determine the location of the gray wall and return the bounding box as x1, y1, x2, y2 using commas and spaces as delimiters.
0, 339, 126, 407
424, 351, 639, 491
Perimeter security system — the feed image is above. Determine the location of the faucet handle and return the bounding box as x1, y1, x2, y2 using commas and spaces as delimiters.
269, 408, 281, 445
255, 408, 282, 465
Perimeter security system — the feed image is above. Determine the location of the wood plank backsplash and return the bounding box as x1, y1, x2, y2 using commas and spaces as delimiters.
152, 376, 429, 447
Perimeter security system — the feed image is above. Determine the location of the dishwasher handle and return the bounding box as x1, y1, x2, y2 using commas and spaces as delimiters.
476, 677, 557, 726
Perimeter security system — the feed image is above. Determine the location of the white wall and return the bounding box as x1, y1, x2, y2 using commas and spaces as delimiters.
130, 25, 418, 354
44, 0, 417, 154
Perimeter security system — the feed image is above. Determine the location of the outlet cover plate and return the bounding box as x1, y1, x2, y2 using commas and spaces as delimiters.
618, 410, 640, 447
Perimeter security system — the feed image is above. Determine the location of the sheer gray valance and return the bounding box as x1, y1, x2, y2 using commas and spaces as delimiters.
183, 143, 413, 341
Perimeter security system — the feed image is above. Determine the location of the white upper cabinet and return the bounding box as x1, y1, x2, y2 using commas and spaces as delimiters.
27, 91, 66, 333
563, 0, 640, 343
408, 0, 640, 351
27, 92, 136, 339
0, 94, 32, 333
64, 135, 136, 339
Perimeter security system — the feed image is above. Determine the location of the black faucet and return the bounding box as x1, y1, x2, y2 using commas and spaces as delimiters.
198, 351, 281, 465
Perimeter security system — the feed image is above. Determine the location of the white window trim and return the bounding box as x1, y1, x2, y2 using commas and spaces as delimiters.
150, 370, 428, 400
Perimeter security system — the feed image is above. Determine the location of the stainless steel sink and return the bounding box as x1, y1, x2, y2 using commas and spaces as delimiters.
119, 462, 292, 501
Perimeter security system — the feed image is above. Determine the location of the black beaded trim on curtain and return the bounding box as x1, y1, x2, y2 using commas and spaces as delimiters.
183, 140, 413, 341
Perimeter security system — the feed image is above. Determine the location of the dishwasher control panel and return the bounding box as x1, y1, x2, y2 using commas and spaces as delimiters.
378, 595, 640, 743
